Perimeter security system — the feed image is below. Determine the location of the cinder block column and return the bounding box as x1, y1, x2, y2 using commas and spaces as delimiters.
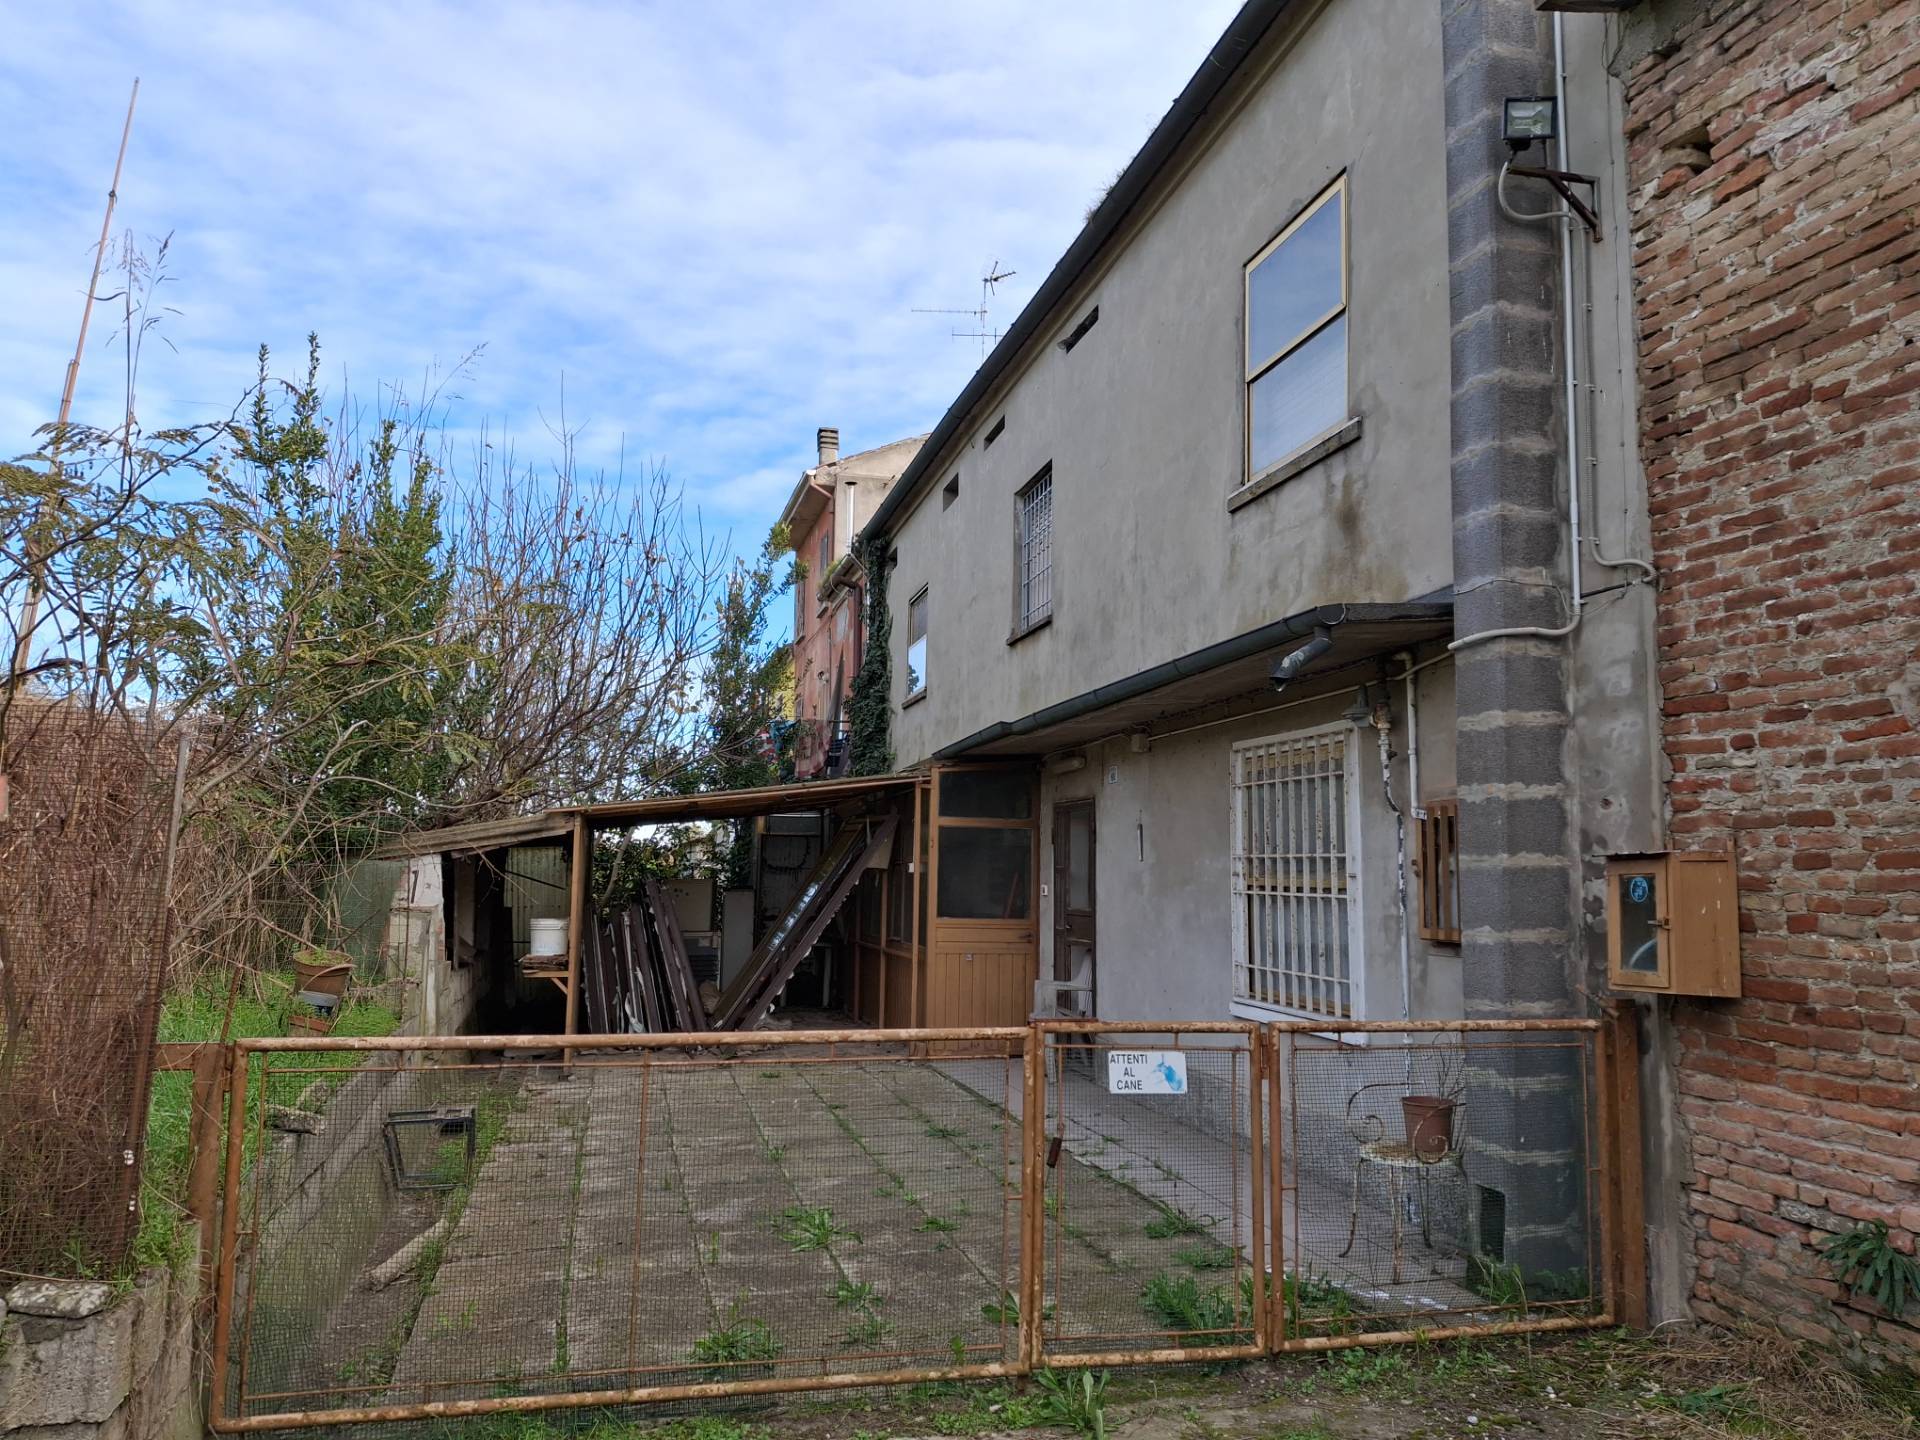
1441, 0, 1586, 1278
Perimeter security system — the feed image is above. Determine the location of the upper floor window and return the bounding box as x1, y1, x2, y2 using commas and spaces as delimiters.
1244, 176, 1348, 484
905, 588, 929, 700
1015, 467, 1053, 633
817, 531, 832, 590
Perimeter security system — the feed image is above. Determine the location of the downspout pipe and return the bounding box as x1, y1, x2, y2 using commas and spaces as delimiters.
1270, 625, 1334, 692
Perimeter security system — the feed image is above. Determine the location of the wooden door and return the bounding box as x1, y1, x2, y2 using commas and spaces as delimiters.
1051, 800, 1096, 1017
926, 763, 1039, 1027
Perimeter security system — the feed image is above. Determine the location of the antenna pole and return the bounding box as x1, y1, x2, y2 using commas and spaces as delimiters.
7, 77, 139, 696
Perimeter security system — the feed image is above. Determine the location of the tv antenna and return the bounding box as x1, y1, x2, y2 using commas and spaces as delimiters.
914, 260, 1015, 357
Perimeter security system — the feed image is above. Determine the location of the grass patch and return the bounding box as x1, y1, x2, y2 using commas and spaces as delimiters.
1142, 1204, 1208, 1240
134, 970, 400, 1279
1176, 1242, 1236, 1271
1140, 1271, 1248, 1344
1327, 1345, 1411, 1392
690, 1316, 782, 1373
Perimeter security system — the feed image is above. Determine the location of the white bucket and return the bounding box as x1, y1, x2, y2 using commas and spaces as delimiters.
527, 917, 568, 957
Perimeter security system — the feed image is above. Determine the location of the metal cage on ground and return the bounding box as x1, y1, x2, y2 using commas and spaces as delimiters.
201, 1015, 1636, 1432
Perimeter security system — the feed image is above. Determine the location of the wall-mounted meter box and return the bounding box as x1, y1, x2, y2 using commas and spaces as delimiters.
1605, 850, 1741, 998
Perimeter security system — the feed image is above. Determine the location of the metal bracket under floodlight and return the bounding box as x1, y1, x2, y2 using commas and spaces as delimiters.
1502, 95, 1602, 241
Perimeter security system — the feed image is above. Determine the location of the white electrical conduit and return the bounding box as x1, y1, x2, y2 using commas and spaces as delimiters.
1453, 13, 1655, 654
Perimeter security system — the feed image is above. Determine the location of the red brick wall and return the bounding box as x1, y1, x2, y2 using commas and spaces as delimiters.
1624, 0, 1920, 1361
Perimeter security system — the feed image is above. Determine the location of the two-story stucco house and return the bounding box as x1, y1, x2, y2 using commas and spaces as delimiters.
777, 428, 924, 779
836, 0, 1677, 1296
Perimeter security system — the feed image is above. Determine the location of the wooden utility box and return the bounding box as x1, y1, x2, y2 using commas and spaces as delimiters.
1605, 850, 1741, 998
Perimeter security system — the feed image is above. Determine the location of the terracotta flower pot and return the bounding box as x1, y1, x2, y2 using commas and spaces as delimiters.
1401, 1094, 1457, 1162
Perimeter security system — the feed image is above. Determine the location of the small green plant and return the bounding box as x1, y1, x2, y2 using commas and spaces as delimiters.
690, 1317, 782, 1370
1176, 1242, 1236, 1271
1142, 1204, 1208, 1239
1140, 1270, 1246, 1344
918, 1214, 959, 1234
925, 1122, 965, 1139
1280, 1269, 1355, 1335
761, 1140, 787, 1164
1044, 1190, 1062, 1219
1651, 1382, 1759, 1424
1469, 1255, 1529, 1308
841, 1311, 892, 1347
834, 1278, 882, 1310
1822, 1220, 1920, 1314
779, 1205, 860, 1252
1329, 1345, 1410, 1392
1035, 1367, 1108, 1439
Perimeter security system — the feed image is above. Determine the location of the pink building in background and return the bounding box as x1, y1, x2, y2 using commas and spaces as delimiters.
777, 427, 923, 778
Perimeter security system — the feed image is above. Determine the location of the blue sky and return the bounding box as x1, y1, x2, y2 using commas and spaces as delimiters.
2, 0, 1242, 566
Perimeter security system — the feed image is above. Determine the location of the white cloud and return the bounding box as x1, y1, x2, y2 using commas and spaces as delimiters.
1, 0, 1243, 540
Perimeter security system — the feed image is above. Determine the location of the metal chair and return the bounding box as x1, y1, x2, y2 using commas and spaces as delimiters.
1338, 1080, 1468, 1284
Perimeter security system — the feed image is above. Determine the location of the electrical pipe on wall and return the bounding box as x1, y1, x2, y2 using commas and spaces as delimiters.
1453, 13, 1655, 655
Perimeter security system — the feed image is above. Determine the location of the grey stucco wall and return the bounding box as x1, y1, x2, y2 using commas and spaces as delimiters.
1035, 658, 1464, 1029
886, 0, 1454, 765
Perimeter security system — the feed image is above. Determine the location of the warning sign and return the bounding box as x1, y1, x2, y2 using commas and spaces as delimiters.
1106, 1050, 1188, 1096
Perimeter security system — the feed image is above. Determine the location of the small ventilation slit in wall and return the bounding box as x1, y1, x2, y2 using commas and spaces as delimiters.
983, 415, 1006, 448
1059, 305, 1100, 353
1478, 1185, 1507, 1262
942, 475, 960, 510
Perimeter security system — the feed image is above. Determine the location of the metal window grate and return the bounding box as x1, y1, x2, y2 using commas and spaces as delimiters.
1017, 472, 1053, 628
1232, 730, 1352, 1018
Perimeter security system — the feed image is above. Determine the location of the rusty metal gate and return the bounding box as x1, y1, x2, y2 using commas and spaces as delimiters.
206, 1016, 1637, 1430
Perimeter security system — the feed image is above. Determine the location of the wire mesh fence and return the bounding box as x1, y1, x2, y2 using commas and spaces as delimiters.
214, 1032, 1030, 1427
1273, 1023, 1607, 1346
0, 698, 174, 1278
208, 1018, 1617, 1430
1036, 1024, 1264, 1366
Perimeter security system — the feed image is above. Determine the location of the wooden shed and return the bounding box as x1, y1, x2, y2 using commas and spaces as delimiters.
370, 762, 1041, 1037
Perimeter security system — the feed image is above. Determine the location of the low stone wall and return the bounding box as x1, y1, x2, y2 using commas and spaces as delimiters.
0, 1242, 200, 1440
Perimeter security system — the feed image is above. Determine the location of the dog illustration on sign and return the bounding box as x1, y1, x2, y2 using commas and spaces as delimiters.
1107, 1050, 1189, 1095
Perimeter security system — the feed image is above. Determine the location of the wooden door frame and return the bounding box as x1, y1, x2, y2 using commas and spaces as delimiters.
925, 760, 1040, 1026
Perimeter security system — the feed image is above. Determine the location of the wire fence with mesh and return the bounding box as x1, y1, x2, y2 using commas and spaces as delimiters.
214, 1033, 1031, 1426
0, 698, 175, 1279
1036, 1025, 1264, 1366
206, 1018, 1617, 1429
1275, 1023, 1605, 1344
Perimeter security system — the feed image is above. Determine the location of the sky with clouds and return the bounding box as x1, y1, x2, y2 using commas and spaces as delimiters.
2, 0, 1243, 567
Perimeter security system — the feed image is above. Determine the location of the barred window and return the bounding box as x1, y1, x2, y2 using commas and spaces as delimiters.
1231, 727, 1357, 1020
1016, 467, 1053, 631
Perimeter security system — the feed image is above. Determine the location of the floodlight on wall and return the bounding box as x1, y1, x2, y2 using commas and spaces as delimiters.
1502, 96, 1557, 152
1499, 95, 1601, 242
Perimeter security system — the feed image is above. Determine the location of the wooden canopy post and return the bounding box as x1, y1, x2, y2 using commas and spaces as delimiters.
564, 814, 588, 1063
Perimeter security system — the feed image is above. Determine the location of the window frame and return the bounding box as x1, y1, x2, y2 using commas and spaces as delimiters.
1241, 174, 1351, 490
904, 586, 929, 703
1011, 465, 1054, 641
1228, 721, 1367, 1027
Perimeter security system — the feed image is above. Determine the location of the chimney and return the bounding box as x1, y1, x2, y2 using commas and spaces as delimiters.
817, 427, 840, 467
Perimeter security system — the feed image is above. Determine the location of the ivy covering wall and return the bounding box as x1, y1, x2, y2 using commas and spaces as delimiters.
847, 533, 893, 776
